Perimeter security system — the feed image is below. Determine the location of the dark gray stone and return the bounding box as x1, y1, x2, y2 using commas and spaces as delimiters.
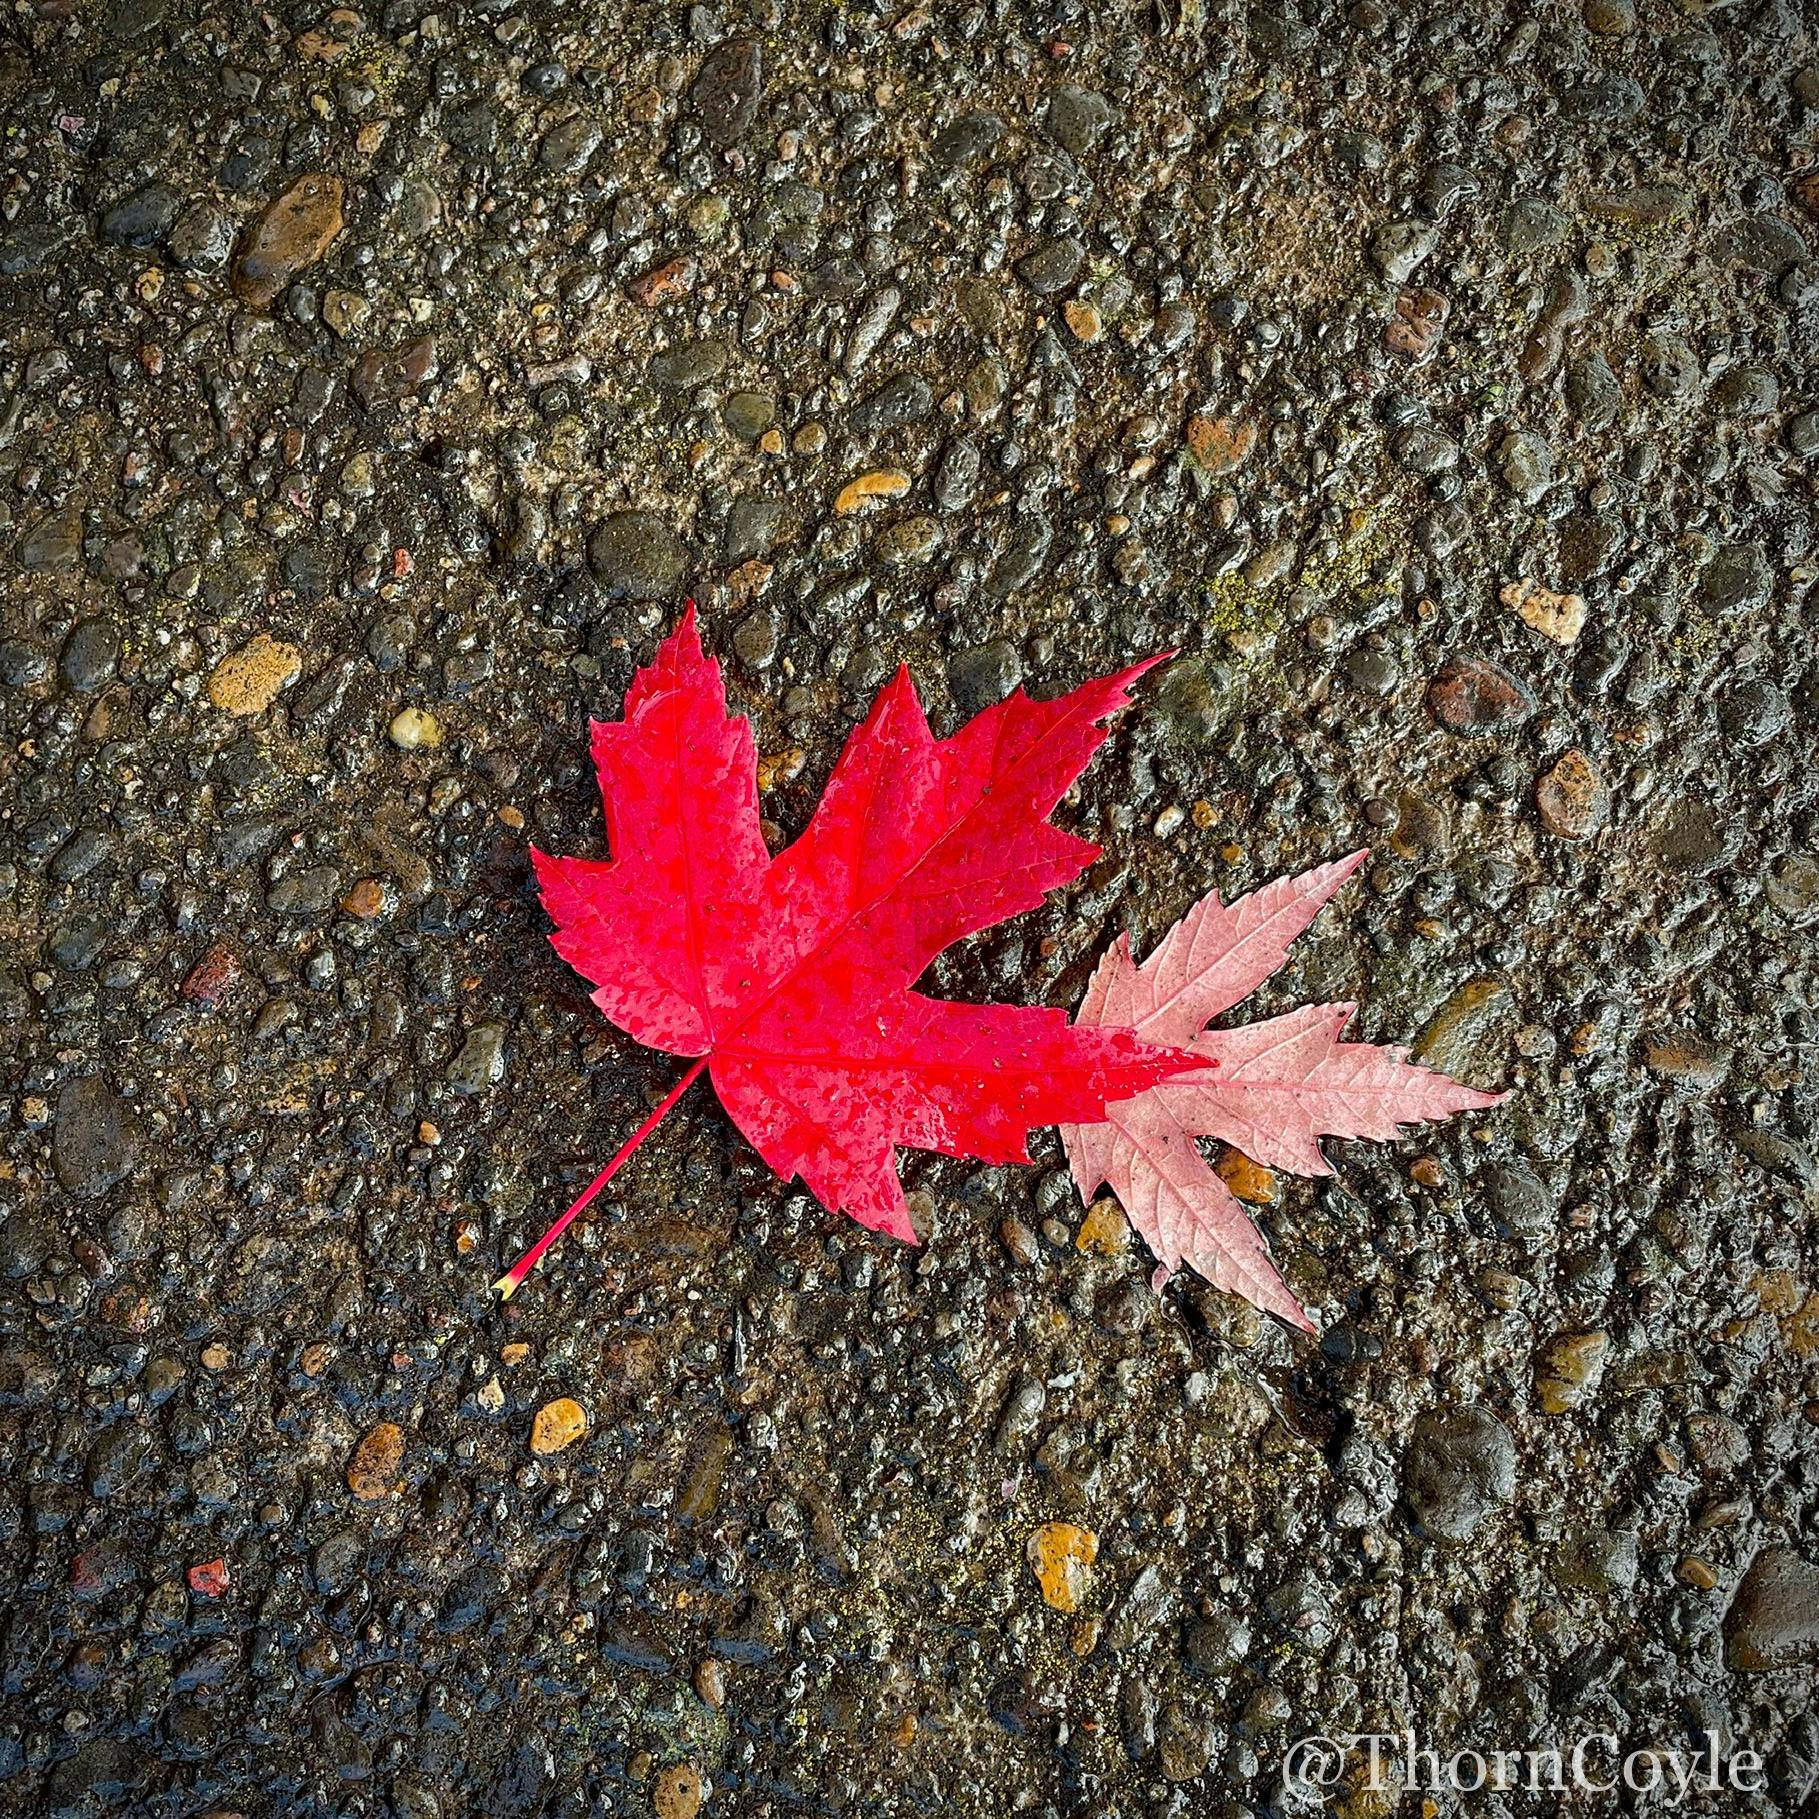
54, 1077, 136, 1196
1404, 1407, 1517, 1542
588, 511, 688, 598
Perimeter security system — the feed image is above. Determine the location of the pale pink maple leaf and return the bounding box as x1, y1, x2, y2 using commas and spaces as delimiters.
1060, 850, 1508, 1332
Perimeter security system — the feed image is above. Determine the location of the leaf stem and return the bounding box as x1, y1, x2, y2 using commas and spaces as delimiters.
492, 1056, 710, 1301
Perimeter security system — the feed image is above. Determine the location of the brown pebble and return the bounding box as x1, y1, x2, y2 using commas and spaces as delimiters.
652, 1762, 706, 1819
1642, 1031, 1731, 1091
341, 878, 389, 919
1535, 749, 1608, 839
1384, 286, 1449, 360
232, 174, 345, 308
347, 1421, 405, 1500
629, 255, 699, 306
694, 1657, 726, 1709
352, 336, 439, 411
530, 1397, 587, 1455
1185, 413, 1257, 477
1426, 653, 1536, 733
999, 1215, 1040, 1265
1069, 1612, 1103, 1657
1725, 1548, 1819, 1670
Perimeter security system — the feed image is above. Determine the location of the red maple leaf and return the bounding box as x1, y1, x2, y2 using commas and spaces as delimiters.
1061, 853, 1507, 1332
496, 606, 1209, 1297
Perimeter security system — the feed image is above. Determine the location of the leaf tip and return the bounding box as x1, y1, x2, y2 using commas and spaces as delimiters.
1106, 648, 1173, 702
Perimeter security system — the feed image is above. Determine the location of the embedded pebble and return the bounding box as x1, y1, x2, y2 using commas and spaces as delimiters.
346, 1423, 405, 1501
208, 634, 302, 715
389, 706, 443, 749
1501, 577, 1585, 647
653, 1763, 707, 1819
1028, 1523, 1099, 1612
589, 511, 687, 597
1403, 1407, 1517, 1542
1727, 1551, 1819, 1672
530, 1397, 587, 1456
54, 1076, 136, 1196
1426, 654, 1536, 732
1535, 749, 1608, 839
231, 174, 345, 307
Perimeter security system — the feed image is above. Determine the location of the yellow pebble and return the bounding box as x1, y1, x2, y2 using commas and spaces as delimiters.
531, 1397, 587, 1455
389, 705, 442, 749
834, 469, 910, 514
652, 1763, 706, 1819
1075, 1197, 1128, 1255
1215, 1149, 1277, 1204
208, 633, 302, 716
1535, 1332, 1609, 1414
1027, 1522, 1098, 1612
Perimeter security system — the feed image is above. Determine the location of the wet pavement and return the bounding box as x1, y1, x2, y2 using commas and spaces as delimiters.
2, 0, 1817, 1813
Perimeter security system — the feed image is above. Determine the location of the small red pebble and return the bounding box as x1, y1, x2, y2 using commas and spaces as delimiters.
181, 939, 242, 1008
392, 547, 413, 578
187, 1558, 229, 1598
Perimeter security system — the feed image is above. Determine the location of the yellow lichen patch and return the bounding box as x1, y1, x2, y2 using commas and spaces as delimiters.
1075, 1196, 1128, 1255
531, 1397, 587, 1455
1216, 1149, 1277, 1204
208, 633, 302, 715
1028, 1522, 1098, 1612
347, 1421, 405, 1500
834, 469, 910, 513
1535, 1332, 1609, 1414
1754, 1269, 1803, 1316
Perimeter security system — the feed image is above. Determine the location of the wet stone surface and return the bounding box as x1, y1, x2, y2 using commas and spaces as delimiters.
0, 0, 1816, 1815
